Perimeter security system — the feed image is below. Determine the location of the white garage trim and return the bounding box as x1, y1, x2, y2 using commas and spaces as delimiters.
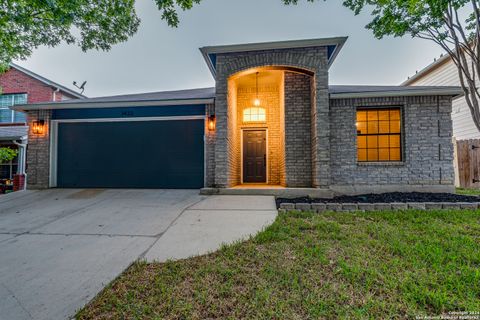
49, 115, 206, 188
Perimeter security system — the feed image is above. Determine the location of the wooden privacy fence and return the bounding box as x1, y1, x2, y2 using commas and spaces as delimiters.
456, 139, 480, 188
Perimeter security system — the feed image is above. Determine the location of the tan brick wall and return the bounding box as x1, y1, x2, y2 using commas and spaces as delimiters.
227, 79, 240, 186
279, 72, 286, 186
235, 83, 284, 185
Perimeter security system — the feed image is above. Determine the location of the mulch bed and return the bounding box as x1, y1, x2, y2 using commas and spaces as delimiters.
276, 192, 480, 207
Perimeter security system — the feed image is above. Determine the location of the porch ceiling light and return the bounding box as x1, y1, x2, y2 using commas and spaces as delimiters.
32, 120, 45, 135
253, 72, 260, 107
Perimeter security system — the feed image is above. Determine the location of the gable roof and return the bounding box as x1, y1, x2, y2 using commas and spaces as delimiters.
12, 85, 462, 111
200, 37, 348, 78
401, 54, 451, 86
9, 63, 87, 99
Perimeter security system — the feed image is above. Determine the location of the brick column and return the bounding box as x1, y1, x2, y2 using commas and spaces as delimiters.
284, 72, 313, 187
213, 61, 230, 188
26, 110, 51, 189
205, 103, 216, 187
313, 69, 330, 188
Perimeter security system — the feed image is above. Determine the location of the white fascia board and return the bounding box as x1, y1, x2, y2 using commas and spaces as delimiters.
11, 98, 215, 111
330, 89, 463, 99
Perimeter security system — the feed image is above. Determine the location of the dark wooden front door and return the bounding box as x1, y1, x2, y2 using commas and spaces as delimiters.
243, 130, 266, 183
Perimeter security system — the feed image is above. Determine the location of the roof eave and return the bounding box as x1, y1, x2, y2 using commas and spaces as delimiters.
330, 88, 463, 99
11, 98, 215, 112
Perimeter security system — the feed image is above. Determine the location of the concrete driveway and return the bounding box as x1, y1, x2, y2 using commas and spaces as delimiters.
0, 189, 277, 320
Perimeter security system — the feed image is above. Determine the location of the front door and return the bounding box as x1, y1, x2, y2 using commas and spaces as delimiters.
243, 130, 266, 183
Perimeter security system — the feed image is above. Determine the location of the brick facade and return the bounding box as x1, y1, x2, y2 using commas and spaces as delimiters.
0, 65, 79, 189
25, 110, 52, 189
329, 95, 455, 193
18, 41, 456, 194
211, 47, 330, 188
284, 72, 313, 187
0, 67, 68, 103
205, 103, 216, 187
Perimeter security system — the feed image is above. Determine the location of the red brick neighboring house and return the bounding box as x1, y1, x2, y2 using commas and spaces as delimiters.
0, 63, 84, 191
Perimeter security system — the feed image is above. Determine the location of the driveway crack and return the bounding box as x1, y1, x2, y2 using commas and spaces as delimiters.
137, 196, 207, 260
1, 283, 33, 319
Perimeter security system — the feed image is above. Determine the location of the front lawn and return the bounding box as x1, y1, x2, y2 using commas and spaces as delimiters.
78, 209, 480, 319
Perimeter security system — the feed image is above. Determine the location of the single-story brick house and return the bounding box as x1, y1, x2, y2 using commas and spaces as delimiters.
12, 37, 462, 196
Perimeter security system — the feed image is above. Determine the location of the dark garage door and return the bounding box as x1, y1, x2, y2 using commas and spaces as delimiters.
56, 119, 204, 189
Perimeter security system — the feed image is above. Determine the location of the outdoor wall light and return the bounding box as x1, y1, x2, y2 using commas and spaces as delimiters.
208, 115, 216, 131
32, 120, 45, 135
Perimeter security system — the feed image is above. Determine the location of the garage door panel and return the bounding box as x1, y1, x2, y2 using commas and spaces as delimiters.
56, 119, 204, 189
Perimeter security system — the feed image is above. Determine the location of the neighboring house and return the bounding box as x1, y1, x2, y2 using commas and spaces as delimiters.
0, 63, 84, 189
402, 54, 477, 140
12, 37, 462, 195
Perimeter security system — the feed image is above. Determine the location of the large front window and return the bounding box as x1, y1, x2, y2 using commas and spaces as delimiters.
0, 94, 27, 123
356, 107, 402, 162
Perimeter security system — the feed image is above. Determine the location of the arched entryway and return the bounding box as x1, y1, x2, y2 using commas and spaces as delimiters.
227, 66, 315, 188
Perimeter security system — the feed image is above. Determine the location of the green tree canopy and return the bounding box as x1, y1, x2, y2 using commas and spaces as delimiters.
0, 0, 140, 71
338, 0, 480, 131
3, 0, 480, 132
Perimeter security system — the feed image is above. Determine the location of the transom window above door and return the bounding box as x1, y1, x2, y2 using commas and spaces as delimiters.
243, 107, 266, 122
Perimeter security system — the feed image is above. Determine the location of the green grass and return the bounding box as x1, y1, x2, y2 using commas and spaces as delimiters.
77, 210, 480, 319
456, 187, 480, 196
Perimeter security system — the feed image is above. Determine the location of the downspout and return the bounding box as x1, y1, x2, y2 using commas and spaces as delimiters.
13, 138, 27, 190
53, 87, 60, 101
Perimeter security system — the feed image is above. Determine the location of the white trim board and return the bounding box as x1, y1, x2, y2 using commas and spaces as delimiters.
13, 99, 214, 111
50, 115, 205, 124
329, 88, 463, 99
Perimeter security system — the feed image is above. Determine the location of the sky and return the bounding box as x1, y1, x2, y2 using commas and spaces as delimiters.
15, 0, 446, 98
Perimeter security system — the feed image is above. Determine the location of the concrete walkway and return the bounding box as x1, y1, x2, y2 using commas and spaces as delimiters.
145, 195, 277, 261
0, 189, 276, 320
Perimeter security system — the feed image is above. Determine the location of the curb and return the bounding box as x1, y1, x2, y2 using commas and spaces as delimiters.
278, 202, 480, 213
